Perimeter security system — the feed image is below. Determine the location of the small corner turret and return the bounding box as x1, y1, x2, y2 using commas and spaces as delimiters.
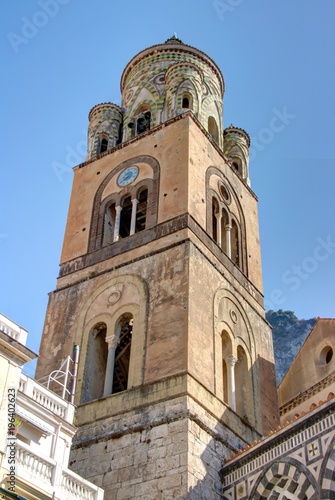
86, 102, 123, 160
224, 124, 251, 185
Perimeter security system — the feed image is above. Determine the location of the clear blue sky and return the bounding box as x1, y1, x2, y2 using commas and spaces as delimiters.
1, 1, 334, 375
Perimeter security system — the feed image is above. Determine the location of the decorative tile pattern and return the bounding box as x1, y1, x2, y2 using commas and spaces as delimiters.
222, 402, 335, 499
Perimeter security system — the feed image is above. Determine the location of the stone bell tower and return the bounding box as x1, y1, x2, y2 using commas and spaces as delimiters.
36, 36, 279, 499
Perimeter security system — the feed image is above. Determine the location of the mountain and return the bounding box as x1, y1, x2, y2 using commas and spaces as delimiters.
266, 309, 317, 385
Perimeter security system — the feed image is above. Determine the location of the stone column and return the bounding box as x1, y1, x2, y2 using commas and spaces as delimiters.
225, 224, 232, 258
226, 354, 237, 411
103, 334, 120, 396
130, 198, 138, 236
113, 206, 122, 242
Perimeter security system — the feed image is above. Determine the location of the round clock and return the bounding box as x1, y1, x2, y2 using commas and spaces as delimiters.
117, 166, 139, 187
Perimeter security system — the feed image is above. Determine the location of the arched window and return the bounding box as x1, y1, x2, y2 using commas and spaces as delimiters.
221, 208, 229, 254
119, 195, 132, 239
100, 136, 108, 153
231, 219, 240, 266
181, 92, 193, 110
83, 323, 108, 403
112, 314, 133, 394
182, 96, 190, 108
221, 330, 231, 405
102, 202, 116, 246
235, 346, 249, 419
135, 188, 148, 232
231, 158, 242, 175
100, 184, 151, 246
208, 117, 219, 143
137, 111, 151, 134
134, 105, 151, 136
212, 197, 219, 242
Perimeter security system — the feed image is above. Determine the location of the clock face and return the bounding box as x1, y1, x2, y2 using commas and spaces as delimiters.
117, 166, 139, 187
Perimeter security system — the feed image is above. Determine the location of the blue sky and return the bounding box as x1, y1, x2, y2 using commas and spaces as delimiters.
1, 1, 334, 375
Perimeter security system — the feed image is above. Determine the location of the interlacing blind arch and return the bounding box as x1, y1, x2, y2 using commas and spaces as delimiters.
88, 156, 160, 252
206, 166, 247, 273
76, 276, 148, 406
214, 290, 257, 425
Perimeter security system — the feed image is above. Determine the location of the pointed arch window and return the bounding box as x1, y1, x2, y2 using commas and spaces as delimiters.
208, 116, 219, 143
119, 195, 132, 239
182, 97, 190, 108
82, 316, 134, 402
102, 202, 116, 246
100, 136, 109, 153
235, 345, 249, 419
112, 314, 133, 394
221, 330, 232, 405
82, 323, 108, 403
135, 188, 148, 233
221, 208, 229, 254
182, 93, 193, 110
137, 111, 151, 135
101, 186, 149, 246
212, 197, 219, 242
210, 186, 242, 270
133, 105, 151, 136
231, 219, 240, 266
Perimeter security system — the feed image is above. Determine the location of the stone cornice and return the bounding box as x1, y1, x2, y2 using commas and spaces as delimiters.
280, 371, 335, 416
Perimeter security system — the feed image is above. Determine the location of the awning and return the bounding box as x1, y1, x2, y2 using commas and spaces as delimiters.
16, 405, 54, 435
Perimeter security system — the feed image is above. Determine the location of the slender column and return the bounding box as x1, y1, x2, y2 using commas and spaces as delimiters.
225, 223, 232, 258
103, 334, 120, 396
113, 206, 122, 242
130, 198, 138, 235
226, 354, 238, 411
216, 213, 222, 247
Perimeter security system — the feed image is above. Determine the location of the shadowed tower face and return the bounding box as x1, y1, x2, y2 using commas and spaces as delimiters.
36, 36, 279, 499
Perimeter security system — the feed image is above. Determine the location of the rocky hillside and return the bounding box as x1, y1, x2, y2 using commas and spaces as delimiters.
266, 309, 317, 385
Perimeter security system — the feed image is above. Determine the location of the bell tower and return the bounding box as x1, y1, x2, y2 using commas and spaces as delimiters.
36, 36, 279, 498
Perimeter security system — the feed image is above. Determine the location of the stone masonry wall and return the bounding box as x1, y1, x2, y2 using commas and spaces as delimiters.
70, 392, 246, 499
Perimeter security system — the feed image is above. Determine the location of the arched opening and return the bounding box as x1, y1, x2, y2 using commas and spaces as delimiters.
100, 136, 108, 153
181, 92, 193, 110
137, 112, 151, 134
83, 323, 108, 403
102, 202, 116, 246
235, 345, 249, 419
221, 208, 229, 254
231, 219, 240, 267
112, 314, 133, 394
135, 188, 148, 233
231, 157, 242, 175
135, 105, 151, 135
119, 195, 132, 239
208, 116, 219, 144
212, 197, 219, 242
221, 331, 232, 404
182, 96, 190, 108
